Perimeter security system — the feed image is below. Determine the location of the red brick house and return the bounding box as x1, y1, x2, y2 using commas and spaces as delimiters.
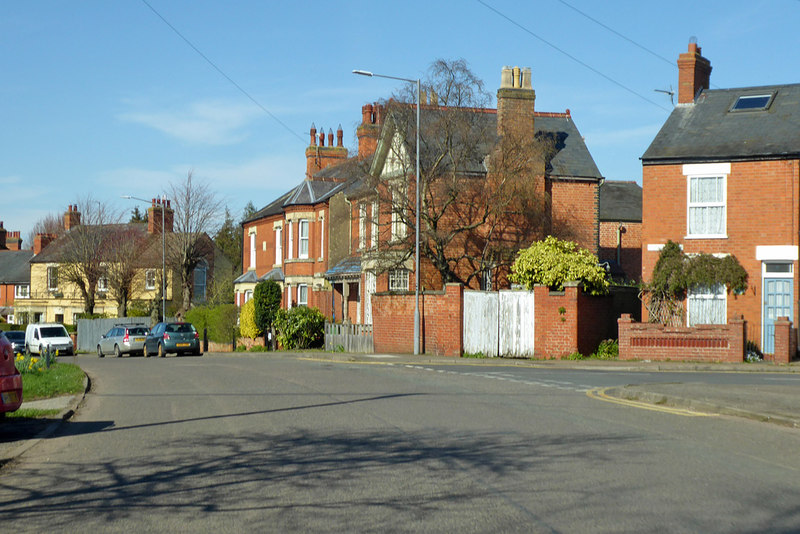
236, 110, 382, 320
337, 66, 604, 325
641, 41, 800, 355
0, 223, 32, 323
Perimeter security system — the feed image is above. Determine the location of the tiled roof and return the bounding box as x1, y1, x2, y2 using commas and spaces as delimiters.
599, 181, 642, 222
642, 83, 800, 163
234, 268, 284, 285
324, 256, 362, 280
0, 250, 34, 284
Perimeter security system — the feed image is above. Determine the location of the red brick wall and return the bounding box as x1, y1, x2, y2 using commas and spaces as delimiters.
599, 221, 642, 281
0, 283, 13, 308
372, 284, 463, 357
771, 317, 797, 364
549, 180, 599, 254
618, 314, 745, 363
642, 159, 800, 348
533, 284, 637, 358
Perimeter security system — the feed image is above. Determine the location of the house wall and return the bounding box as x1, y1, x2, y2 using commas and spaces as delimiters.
642, 159, 800, 348
599, 220, 642, 281
549, 179, 600, 255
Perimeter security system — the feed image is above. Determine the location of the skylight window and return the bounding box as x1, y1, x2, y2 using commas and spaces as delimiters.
730, 94, 774, 112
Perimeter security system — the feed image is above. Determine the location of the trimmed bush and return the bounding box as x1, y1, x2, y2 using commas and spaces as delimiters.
510, 236, 609, 295
239, 298, 259, 339
273, 306, 325, 350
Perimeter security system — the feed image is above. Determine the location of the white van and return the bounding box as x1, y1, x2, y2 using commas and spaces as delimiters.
25, 323, 74, 356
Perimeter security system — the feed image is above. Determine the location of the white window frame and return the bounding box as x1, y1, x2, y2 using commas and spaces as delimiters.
388, 269, 409, 292
687, 283, 726, 326
298, 219, 309, 259
275, 226, 282, 265
15, 284, 29, 299
98, 275, 109, 293
249, 230, 256, 269
47, 266, 59, 291
288, 221, 294, 259
358, 203, 367, 250
145, 269, 156, 290
391, 188, 406, 241
297, 284, 308, 306
371, 201, 378, 249
684, 163, 729, 239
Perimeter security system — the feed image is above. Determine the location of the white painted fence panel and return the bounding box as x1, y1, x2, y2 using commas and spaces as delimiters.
463, 291, 499, 357
463, 290, 535, 358
498, 290, 536, 357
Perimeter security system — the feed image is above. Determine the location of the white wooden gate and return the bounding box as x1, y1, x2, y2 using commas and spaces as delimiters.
463, 290, 535, 357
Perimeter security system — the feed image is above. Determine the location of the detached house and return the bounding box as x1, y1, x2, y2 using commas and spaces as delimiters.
642, 42, 800, 354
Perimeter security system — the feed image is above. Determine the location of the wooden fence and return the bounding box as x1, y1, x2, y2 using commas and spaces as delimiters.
324, 323, 374, 353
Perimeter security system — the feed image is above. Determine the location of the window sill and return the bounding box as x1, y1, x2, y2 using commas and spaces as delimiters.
684, 235, 728, 240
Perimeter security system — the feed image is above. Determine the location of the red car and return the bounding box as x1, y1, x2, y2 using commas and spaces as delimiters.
0, 331, 23, 415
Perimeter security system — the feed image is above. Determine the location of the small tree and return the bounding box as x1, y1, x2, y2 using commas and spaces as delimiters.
253, 280, 282, 348
509, 236, 609, 295
239, 298, 259, 339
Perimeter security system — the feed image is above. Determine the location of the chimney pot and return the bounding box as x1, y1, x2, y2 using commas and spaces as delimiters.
327, 128, 334, 147
513, 66, 521, 88
500, 66, 513, 89
337, 124, 344, 147
319, 129, 325, 147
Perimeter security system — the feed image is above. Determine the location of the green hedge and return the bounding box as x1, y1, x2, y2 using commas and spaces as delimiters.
185, 304, 239, 344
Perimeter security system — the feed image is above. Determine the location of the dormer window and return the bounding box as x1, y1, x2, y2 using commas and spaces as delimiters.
730, 93, 774, 112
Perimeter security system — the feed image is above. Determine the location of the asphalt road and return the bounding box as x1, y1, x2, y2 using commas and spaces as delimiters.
1, 353, 799, 533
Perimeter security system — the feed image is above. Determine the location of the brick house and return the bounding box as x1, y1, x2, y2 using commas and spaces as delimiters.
236, 111, 382, 320
338, 66, 604, 325
0, 223, 33, 323
20, 203, 229, 324
641, 41, 800, 354
598, 180, 642, 282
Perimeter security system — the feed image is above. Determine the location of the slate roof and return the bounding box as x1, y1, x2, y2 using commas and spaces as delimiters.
31, 223, 148, 264
642, 83, 800, 164
0, 250, 34, 284
243, 159, 367, 225
599, 181, 642, 222
380, 107, 602, 181
233, 268, 284, 284
324, 256, 362, 280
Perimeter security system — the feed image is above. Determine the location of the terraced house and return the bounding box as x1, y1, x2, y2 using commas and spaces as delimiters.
642, 42, 800, 355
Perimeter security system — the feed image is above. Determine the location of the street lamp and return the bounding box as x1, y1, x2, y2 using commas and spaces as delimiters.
121, 194, 168, 320
353, 69, 421, 355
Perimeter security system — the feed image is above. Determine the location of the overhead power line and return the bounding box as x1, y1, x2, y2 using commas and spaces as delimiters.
139, 0, 305, 144
476, 0, 671, 112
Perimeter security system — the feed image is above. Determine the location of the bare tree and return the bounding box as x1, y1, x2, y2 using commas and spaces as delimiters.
166, 171, 224, 314
27, 212, 64, 249
59, 197, 123, 315
366, 59, 555, 288
104, 225, 147, 317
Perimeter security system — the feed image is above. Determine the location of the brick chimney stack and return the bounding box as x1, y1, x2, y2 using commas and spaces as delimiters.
6, 231, 21, 251
34, 233, 57, 255
677, 41, 712, 104
64, 204, 81, 231
148, 198, 174, 235
305, 122, 349, 180
357, 102, 384, 159
497, 65, 535, 138
0, 222, 6, 250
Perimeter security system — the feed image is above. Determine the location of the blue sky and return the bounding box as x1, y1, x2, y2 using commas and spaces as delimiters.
2, 0, 798, 243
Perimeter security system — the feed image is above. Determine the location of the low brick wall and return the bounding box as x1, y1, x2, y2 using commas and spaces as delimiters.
372, 284, 463, 357
768, 317, 797, 364
618, 314, 746, 363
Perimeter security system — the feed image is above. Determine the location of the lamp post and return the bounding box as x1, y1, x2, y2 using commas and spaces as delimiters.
353, 69, 421, 355
122, 194, 168, 320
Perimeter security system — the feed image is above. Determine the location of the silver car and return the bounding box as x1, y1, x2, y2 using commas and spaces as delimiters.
97, 325, 149, 358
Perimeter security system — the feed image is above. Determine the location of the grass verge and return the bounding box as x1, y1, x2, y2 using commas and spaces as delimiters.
7, 408, 61, 419
21, 362, 85, 401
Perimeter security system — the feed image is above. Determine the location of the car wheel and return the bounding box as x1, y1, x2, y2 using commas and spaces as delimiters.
114, 345, 121, 358
158, 343, 165, 358
143, 344, 149, 358
97, 345, 104, 358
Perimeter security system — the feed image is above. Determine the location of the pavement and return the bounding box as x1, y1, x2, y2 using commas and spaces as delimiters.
1, 354, 798, 468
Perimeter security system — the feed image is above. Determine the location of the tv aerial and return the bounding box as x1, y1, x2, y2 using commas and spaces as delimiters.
654, 85, 675, 106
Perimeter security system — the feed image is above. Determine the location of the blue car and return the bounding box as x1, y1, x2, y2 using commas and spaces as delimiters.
143, 322, 202, 357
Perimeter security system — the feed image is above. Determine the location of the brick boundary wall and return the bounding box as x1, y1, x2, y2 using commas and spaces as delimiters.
372, 284, 463, 357
618, 314, 746, 363
770, 317, 797, 364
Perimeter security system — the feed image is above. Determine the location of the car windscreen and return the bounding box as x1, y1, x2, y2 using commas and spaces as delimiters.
166, 323, 195, 334
41, 326, 69, 338
5, 331, 24, 341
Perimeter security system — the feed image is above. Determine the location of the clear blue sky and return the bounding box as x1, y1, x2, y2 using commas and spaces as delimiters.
2, 0, 798, 244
